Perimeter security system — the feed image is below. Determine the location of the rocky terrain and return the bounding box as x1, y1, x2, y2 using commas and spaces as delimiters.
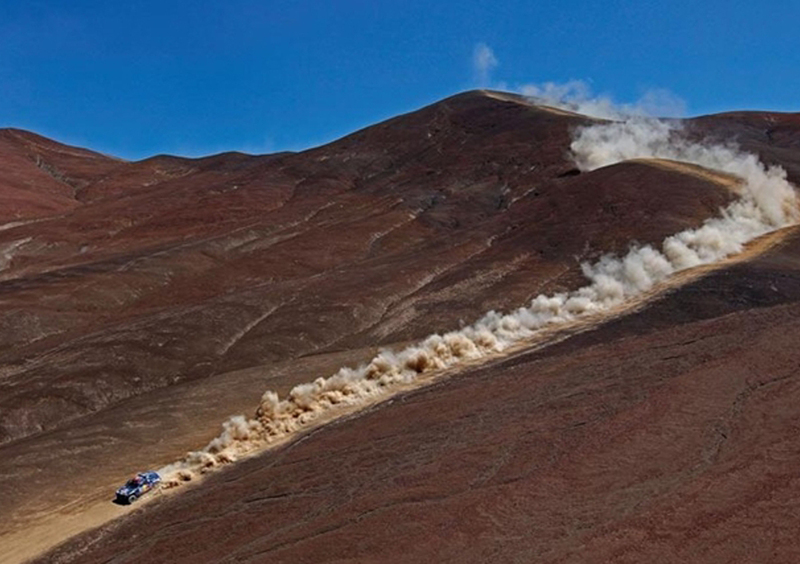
44, 226, 800, 563
0, 90, 798, 563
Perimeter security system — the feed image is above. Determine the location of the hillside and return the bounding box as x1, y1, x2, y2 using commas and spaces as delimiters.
0, 91, 798, 563
44, 225, 800, 563
0, 91, 735, 446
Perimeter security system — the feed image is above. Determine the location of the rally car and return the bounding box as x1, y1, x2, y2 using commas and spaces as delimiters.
115, 471, 161, 504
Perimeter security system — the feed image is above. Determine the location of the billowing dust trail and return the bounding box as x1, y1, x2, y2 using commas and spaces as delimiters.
160, 227, 795, 490
5, 111, 799, 564
159, 116, 799, 486
0, 226, 791, 564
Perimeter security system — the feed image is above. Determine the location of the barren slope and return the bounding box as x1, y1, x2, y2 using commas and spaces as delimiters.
0, 92, 734, 446
1, 91, 799, 563
42, 224, 800, 564
0, 129, 121, 223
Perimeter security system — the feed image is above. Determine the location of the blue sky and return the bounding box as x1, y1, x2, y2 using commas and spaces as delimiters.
1, 0, 798, 160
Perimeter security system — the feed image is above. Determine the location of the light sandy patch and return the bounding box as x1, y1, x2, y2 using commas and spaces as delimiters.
632, 158, 742, 190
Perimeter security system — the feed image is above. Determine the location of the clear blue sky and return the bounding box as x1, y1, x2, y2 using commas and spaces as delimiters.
1, 0, 798, 160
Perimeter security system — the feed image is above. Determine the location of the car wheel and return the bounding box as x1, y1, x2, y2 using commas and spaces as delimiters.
128, 494, 137, 504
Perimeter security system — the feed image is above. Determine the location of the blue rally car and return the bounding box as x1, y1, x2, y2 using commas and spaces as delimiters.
115, 471, 161, 504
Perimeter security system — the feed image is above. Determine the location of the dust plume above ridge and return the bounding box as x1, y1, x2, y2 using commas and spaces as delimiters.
159, 100, 799, 484
519, 80, 687, 120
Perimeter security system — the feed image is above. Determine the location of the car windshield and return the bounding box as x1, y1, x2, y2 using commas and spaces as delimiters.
124, 479, 140, 488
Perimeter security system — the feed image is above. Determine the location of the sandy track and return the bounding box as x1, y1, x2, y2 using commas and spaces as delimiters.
0, 347, 384, 564
3, 226, 791, 564
1, 92, 796, 563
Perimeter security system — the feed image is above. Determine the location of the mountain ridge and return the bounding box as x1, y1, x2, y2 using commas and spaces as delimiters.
1, 91, 800, 563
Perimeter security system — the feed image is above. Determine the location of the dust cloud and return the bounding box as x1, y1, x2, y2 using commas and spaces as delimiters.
159, 111, 798, 485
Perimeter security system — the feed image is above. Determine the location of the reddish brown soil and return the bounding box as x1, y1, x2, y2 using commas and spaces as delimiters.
0, 92, 734, 446
689, 111, 800, 184
42, 225, 800, 564
0, 91, 799, 563
0, 129, 120, 222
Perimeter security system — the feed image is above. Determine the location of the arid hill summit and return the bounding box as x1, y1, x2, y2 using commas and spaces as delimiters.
1, 91, 799, 563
